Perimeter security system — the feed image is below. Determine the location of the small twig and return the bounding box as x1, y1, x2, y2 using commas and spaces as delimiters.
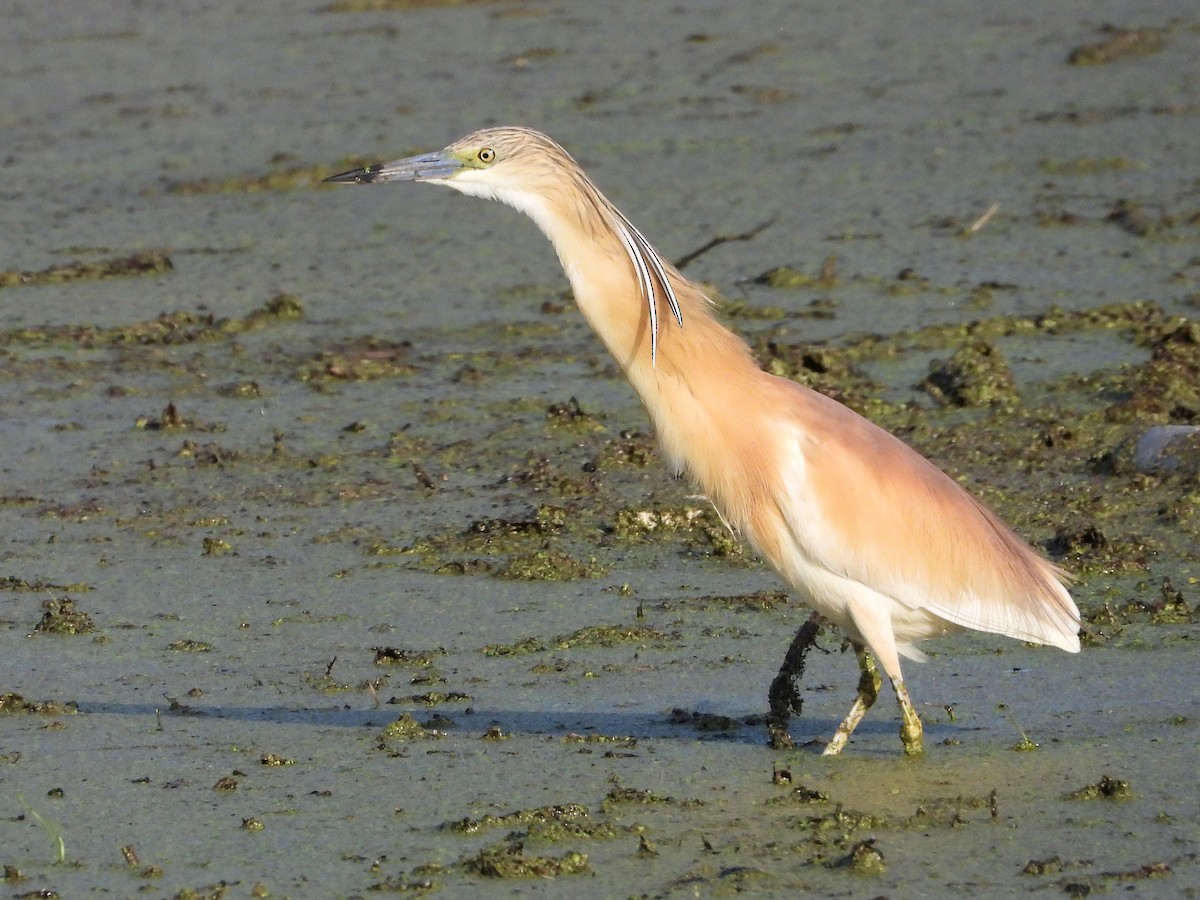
675, 217, 776, 270
961, 203, 1000, 236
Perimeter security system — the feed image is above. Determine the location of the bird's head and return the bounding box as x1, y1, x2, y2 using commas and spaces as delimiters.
327, 126, 685, 363
324, 126, 575, 215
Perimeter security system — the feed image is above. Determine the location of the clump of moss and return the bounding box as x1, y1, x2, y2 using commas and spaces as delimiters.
299, 339, 418, 384
602, 786, 678, 809
34, 598, 96, 635
378, 713, 444, 743
0, 295, 305, 350
1065, 775, 1133, 800
166, 639, 213, 652
752, 260, 838, 290
0, 251, 172, 288
241, 293, 304, 326
0, 693, 78, 716
1083, 577, 1199, 627
611, 505, 745, 559
461, 844, 588, 879
612, 505, 706, 537
1067, 25, 1165, 66
545, 397, 603, 429
372, 646, 448, 667
793, 805, 890, 836
483, 623, 670, 657
390, 691, 471, 707
830, 839, 886, 875
1106, 321, 1200, 422
922, 341, 1019, 409
1046, 524, 1156, 576
497, 547, 604, 581
443, 804, 589, 835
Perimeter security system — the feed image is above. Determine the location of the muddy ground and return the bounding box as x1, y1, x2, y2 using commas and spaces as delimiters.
1, 1, 1198, 897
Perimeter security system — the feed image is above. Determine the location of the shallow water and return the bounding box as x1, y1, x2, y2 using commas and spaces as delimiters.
2, 1, 1198, 897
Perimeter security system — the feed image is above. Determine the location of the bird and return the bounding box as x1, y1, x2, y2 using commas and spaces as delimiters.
325, 126, 1081, 755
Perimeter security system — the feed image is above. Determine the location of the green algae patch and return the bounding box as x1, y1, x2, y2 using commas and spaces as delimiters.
1104, 320, 1200, 423
663, 590, 791, 614
33, 597, 97, 635
544, 397, 605, 430
465, 505, 567, 543
373, 646, 448, 667
299, 339, 418, 385
366, 874, 441, 893
391, 691, 471, 707
166, 639, 214, 652
612, 505, 746, 559
753, 260, 839, 290
0, 693, 78, 716
613, 505, 706, 536
602, 785, 687, 810
0, 294, 305, 349
921, 341, 1020, 410
593, 430, 659, 468
830, 839, 886, 875
1065, 775, 1133, 801
1083, 577, 1200, 631
461, 845, 588, 879
784, 804, 893, 850
483, 624, 671, 657
0, 250, 172, 288
378, 713, 445, 743
443, 803, 589, 835
0, 576, 93, 594
1067, 25, 1165, 66
496, 547, 604, 580
393, 508, 580, 578
395, 506, 603, 580
562, 732, 638, 747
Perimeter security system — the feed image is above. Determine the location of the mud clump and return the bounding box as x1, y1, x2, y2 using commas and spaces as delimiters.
922, 341, 1019, 409
1106, 320, 1200, 423
1067, 25, 1165, 66
0, 250, 172, 288
33, 597, 96, 635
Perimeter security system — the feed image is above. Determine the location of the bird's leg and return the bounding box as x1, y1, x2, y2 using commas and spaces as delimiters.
766, 611, 823, 750
822, 643, 881, 756
892, 678, 924, 756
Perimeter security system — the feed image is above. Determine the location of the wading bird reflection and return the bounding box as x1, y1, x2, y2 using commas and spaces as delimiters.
326, 127, 1080, 755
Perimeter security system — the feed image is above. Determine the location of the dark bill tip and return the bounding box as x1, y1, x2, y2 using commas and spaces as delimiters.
323, 163, 386, 184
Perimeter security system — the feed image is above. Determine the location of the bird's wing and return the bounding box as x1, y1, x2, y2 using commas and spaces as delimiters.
765, 381, 1079, 651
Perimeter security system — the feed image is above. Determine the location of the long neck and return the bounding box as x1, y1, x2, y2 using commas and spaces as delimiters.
525, 186, 774, 531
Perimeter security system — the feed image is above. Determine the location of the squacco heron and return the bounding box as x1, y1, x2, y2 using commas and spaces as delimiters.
326, 126, 1080, 755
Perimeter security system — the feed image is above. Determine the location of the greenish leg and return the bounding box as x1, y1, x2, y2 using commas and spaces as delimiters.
822, 644, 881, 756
893, 679, 924, 755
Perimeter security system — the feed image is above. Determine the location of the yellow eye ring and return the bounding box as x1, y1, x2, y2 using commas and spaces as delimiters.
478, 147, 496, 163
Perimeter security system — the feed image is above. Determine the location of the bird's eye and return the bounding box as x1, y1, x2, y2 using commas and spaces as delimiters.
478, 147, 496, 163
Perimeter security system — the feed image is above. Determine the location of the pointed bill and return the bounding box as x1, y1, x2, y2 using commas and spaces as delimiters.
324, 150, 463, 185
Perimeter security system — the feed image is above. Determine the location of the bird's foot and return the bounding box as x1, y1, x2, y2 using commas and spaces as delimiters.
765, 612, 824, 749
894, 680, 924, 756
767, 722, 795, 751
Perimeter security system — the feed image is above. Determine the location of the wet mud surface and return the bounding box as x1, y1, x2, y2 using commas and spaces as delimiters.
2, 1, 1199, 897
